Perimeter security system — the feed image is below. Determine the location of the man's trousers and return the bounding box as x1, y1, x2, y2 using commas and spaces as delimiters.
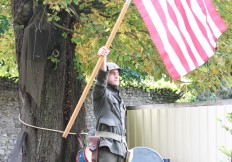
98, 146, 126, 162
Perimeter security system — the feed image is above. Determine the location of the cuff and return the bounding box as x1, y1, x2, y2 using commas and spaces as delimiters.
96, 70, 109, 86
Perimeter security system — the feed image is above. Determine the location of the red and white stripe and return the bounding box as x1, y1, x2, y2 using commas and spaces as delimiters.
133, 0, 227, 80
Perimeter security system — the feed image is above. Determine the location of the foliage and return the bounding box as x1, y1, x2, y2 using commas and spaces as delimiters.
72, 0, 232, 98
0, 0, 11, 19
73, 1, 164, 79
0, 1, 18, 79
0, 1, 11, 34
0, 28, 18, 79
177, 91, 218, 103
121, 69, 178, 92
0, 15, 9, 34
0, 0, 231, 99
47, 50, 60, 70
41, 0, 79, 22
120, 69, 183, 103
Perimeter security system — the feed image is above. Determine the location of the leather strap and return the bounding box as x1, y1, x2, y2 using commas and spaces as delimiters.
76, 133, 84, 148
95, 131, 126, 143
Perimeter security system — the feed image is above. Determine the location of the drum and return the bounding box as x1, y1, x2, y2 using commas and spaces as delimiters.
127, 147, 164, 162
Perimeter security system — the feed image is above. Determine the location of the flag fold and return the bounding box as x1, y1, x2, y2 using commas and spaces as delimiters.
134, 0, 227, 80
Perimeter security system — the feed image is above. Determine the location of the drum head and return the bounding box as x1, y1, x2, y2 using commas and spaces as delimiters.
127, 147, 164, 162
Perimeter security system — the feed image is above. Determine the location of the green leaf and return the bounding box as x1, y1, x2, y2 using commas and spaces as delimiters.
62, 32, 67, 39
73, 0, 78, 5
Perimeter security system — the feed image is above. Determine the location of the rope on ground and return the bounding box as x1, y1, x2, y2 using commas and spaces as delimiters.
18, 114, 88, 136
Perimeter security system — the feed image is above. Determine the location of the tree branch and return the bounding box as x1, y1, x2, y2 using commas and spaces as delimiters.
52, 22, 81, 34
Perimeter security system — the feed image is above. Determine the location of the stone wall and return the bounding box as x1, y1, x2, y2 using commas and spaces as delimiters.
0, 78, 20, 162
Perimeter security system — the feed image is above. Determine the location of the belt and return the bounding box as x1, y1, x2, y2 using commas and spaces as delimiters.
95, 131, 126, 143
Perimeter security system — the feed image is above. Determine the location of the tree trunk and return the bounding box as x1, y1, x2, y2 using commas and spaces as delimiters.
11, 1, 85, 161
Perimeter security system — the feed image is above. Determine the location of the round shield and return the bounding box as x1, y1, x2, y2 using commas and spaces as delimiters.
127, 147, 164, 162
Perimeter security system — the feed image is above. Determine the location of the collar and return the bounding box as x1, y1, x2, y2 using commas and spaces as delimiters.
107, 84, 120, 93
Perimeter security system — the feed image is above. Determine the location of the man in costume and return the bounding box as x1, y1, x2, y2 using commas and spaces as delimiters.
92, 46, 127, 162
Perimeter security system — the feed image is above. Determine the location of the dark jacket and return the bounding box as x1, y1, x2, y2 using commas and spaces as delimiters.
92, 70, 127, 157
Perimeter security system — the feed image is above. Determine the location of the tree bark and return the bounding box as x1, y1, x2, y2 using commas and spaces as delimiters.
11, 1, 85, 161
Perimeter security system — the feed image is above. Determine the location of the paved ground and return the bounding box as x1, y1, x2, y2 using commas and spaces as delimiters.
0, 90, 21, 162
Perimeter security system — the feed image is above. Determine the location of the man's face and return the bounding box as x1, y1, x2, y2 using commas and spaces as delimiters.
107, 69, 120, 87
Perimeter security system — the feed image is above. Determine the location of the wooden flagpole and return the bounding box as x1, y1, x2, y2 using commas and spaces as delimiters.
62, 0, 132, 138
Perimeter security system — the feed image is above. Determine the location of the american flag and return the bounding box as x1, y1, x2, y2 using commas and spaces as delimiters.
133, 0, 227, 80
